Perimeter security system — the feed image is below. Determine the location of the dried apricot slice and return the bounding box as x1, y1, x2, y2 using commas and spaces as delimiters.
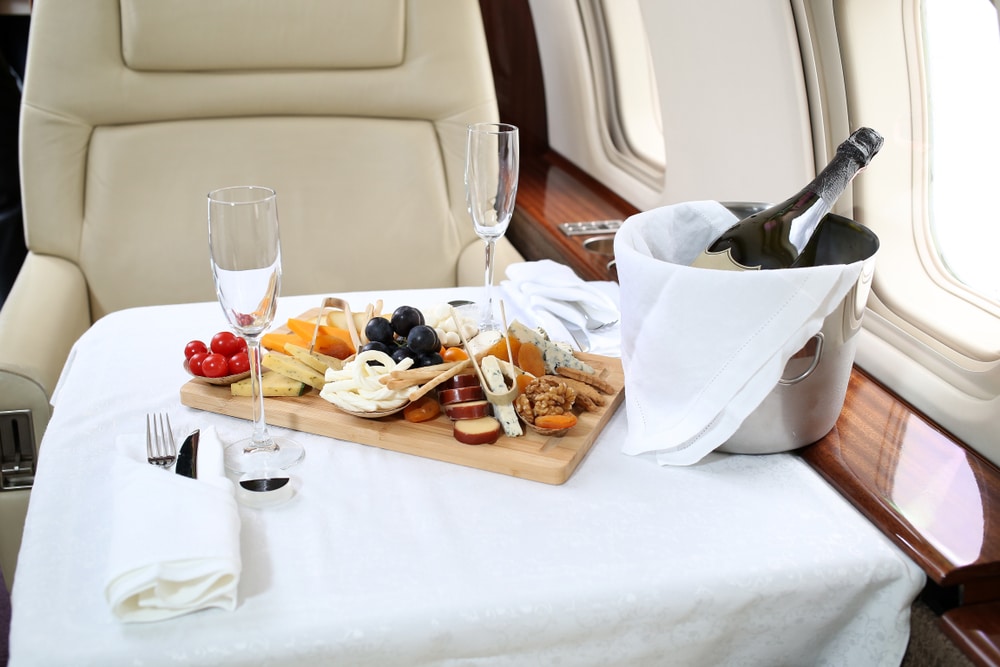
483, 335, 521, 362
517, 341, 545, 377
403, 395, 441, 423
442, 346, 469, 362
534, 413, 578, 430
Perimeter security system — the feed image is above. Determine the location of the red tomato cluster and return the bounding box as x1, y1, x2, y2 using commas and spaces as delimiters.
184, 331, 249, 378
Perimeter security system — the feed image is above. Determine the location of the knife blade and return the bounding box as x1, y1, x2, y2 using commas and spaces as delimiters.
553, 314, 590, 352
175, 429, 200, 478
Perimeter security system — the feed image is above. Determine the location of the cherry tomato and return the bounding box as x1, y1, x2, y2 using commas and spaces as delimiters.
201, 353, 229, 378
184, 340, 208, 360
188, 351, 209, 376
235, 337, 248, 353
228, 351, 250, 375
210, 331, 241, 357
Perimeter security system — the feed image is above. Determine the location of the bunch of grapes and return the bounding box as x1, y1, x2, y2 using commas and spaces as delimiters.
361, 305, 443, 368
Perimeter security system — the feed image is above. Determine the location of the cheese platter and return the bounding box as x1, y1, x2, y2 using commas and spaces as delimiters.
179, 304, 625, 484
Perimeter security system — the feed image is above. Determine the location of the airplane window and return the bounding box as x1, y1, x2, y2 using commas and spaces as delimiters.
595, 0, 665, 172
923, 0, 1000, 304
577, 0, 665, 191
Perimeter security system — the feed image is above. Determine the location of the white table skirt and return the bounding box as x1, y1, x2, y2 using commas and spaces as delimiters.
9, 286, 924, 666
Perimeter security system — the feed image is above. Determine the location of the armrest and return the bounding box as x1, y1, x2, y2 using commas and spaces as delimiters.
0, 252, 90, 451
456, 236, 524, 287
0, 252, 89, 584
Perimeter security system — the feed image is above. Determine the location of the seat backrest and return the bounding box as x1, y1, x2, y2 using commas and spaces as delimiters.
20, 0, 499, 320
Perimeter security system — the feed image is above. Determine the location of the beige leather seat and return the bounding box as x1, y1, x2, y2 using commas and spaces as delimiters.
0, 0, 522, 583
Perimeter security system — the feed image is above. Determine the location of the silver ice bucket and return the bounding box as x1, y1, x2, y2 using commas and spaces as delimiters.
716, 203, 879, 454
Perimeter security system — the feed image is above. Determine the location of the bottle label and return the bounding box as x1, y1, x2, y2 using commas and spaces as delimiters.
690, 247, 762, 271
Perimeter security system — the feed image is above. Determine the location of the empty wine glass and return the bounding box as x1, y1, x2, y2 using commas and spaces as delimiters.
208, 186, 304, 473
465, 122, 519, 331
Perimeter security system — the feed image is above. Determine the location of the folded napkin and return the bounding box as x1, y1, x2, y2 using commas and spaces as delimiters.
614, 201, 865, 465
501, 259, 621, 356
105, 426, 241, 622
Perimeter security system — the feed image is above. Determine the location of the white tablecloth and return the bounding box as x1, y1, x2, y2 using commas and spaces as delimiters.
9, 287, 924, 666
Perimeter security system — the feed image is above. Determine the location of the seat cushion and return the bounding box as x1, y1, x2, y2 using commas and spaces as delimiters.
82, 116, 461, 317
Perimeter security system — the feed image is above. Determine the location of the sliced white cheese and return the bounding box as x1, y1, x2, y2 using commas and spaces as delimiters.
507, 320, 596, 375
466, 329, 503, 359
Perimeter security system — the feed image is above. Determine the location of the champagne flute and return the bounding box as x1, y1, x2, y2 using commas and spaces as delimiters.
208, 186, 304, 473
465, 122, 519, 331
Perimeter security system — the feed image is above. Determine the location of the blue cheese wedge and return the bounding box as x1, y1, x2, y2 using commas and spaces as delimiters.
480, 355, 522, 438
507, 320, 596, 375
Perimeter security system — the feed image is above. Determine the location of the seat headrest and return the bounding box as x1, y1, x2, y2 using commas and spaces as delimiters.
121, 0, 406, 71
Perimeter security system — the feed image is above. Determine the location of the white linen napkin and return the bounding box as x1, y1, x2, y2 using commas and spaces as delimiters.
501, 259, 621, 356
105, 426, 241, 622
614, 201, 865, 466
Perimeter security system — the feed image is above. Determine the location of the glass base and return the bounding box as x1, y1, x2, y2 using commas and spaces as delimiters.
478, 317, 503, 332
224, 436, 304, 474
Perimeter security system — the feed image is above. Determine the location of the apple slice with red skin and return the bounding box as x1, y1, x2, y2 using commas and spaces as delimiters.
443, 399, 491, 421
438, 385, 486, 406
453, 416, 502, 445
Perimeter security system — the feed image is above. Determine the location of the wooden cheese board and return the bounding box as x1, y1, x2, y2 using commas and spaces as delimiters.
180, 350, 624, 485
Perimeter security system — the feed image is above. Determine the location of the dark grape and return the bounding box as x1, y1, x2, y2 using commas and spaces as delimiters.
359, 341, 392, 365
405, 324, 439, 354
413, 351, 444, 368
365, 317, 395, 345
390, 305, 424, 337
391, 345, 415, 365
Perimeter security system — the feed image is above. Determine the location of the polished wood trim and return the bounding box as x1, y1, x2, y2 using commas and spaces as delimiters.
942, 603, 1000, 667
509, 152, 637, 283
800, 368, 1000, 596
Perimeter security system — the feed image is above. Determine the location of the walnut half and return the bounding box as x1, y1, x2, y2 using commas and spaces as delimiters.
515, 377, 577, 424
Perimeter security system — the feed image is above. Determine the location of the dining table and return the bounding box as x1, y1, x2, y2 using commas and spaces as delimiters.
7, 283, 925, 666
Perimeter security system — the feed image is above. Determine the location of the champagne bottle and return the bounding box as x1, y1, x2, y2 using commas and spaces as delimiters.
691, 127, 883, 270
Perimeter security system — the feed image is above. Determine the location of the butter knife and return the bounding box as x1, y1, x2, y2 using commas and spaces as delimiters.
553, 314, 590, 352
175, 429, 200, 478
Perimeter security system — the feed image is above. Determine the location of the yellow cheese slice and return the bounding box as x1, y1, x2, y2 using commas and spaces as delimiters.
262, 352, 327, 390
230, 371, 309, 397
284, 343, 345, 374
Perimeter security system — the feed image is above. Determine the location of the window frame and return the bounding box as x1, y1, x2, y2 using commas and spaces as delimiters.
796, 0, 1000, 463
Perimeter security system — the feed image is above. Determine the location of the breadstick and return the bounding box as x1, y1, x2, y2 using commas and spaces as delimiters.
407, 359, 472, 401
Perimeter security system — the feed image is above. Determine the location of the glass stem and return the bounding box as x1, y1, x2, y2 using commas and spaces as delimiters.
246, 337, 276, 452
482, 237, 497, 327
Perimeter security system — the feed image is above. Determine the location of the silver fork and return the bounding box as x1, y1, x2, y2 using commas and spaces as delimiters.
568, 301, 619, 331
146, 413, 177, 468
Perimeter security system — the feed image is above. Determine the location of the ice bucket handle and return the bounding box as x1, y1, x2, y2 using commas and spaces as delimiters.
778, 333, 823, 386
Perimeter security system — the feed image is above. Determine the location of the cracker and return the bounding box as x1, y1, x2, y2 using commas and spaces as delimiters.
542, 374, 605, 407
555, 366, 615, 395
